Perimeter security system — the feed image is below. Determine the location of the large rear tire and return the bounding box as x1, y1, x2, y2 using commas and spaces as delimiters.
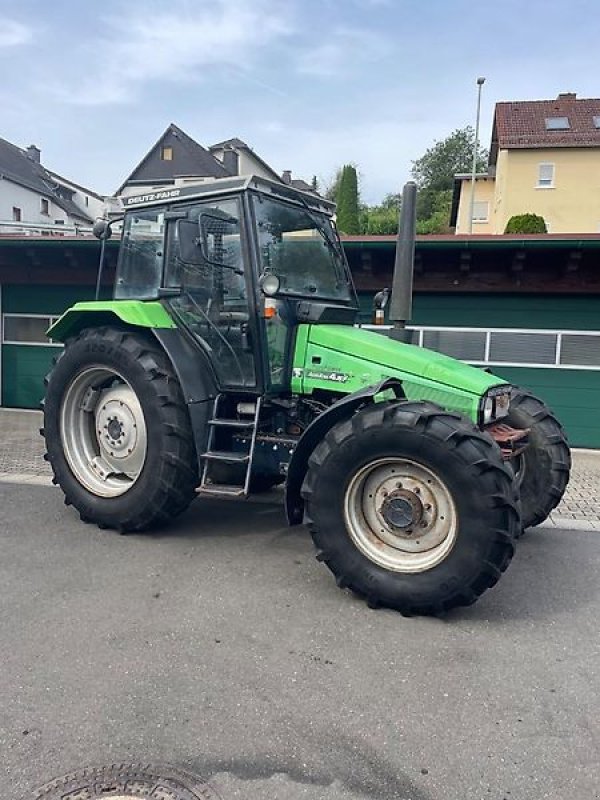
302, 401, 519, 616
507, 389, 571, 530
43, 327, 197, 532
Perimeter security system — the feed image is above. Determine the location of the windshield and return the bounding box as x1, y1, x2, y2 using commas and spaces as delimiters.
252, 194, 356, 304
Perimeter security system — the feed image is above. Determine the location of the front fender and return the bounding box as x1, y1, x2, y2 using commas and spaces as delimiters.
285, 378, 405, 525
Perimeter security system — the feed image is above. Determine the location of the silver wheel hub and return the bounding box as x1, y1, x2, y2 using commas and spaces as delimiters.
60, 367, 147, 498
344, 458, 458, 573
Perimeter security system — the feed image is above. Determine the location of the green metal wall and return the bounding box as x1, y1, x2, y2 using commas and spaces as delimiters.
358, 292, 599, 330
1, 285, 96, 409
2, 286, 599, 447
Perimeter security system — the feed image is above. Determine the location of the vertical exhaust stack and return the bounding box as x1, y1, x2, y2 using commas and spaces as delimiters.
388, 181, 417, 343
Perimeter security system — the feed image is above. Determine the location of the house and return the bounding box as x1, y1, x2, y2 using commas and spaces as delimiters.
0, 137, 104, 234
117, 123, 313, 197
451, 92, 600, 234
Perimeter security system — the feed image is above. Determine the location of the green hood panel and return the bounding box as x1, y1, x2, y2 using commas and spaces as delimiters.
293, 324, 509, 422
48, 301, 176, 341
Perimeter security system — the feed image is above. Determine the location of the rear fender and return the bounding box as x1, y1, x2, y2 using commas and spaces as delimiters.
285, 378, 405, 525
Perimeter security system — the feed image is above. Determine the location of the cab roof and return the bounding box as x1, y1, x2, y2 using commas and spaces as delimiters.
120, 174, 335, 216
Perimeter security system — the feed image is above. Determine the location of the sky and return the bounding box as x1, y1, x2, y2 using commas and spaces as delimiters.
1, 0, 599, 204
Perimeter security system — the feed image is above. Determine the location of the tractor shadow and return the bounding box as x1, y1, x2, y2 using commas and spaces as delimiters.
149, 497, 599, 625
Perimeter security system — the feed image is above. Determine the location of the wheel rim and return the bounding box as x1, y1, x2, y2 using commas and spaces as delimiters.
60, 366, 147, 498
343, 457, 458, 573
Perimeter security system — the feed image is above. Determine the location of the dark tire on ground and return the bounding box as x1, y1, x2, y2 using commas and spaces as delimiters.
302, 401, 519, 616
507, 388, 571, 530
43, 326, 198, 532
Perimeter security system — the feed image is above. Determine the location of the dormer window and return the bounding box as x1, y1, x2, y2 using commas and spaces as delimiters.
545, 117, 570, 130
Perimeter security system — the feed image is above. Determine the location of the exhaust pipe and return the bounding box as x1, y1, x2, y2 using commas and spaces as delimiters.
388, 181, 417, 342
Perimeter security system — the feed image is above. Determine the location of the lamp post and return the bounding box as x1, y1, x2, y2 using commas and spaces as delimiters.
467, 76, 485, 234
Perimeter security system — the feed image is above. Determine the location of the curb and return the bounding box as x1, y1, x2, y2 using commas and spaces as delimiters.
535, 516, 600, 532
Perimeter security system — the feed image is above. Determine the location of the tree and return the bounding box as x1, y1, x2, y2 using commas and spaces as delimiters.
360, 193, 401, 235
411, 126, 488, 193
415, 189, 453, 235
336, 164, 360, 234
504, 214, 547, 234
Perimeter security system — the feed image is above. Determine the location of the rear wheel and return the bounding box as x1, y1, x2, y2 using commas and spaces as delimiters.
507, 389, 571, 530
302, 401, 519, 615
43, 327, 198, 532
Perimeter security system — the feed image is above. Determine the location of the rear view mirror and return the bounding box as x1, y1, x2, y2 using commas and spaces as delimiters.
92, 219, 112, 240
176, 219, 203, 265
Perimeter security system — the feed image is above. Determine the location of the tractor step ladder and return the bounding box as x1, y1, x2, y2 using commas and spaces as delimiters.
197, 395, 262, 498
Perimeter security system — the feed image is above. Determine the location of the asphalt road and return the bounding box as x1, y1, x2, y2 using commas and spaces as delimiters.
1, 483, 599, 800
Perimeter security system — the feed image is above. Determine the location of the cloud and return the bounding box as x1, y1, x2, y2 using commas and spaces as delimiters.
53, 0, 293, 105
0, 20, 33, 48
296, 27, 391, 77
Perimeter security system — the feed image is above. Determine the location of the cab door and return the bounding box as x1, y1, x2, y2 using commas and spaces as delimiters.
164, 197, 258, 390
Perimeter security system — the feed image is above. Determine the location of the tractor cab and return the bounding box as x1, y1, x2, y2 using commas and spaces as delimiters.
115, 176, 359, 394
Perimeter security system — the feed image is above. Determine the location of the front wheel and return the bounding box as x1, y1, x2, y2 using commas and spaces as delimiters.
507, 389, 571, 530
302, 401, 519, 615
43, 327, 198, 532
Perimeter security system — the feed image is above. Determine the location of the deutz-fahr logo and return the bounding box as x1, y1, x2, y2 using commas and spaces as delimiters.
125, 188, 182, 206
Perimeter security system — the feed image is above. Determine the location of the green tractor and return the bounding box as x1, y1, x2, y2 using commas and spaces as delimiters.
42, 176, 570, 615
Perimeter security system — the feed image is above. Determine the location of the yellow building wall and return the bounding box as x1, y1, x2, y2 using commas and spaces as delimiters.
456, 147, 600, 234
497, 148, 600, 233
455, 176, 496, 234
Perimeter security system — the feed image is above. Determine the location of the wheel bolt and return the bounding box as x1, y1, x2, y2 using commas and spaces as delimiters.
424, 503, 432, 511
414, 487, 421, 494
396, 482, 403, 489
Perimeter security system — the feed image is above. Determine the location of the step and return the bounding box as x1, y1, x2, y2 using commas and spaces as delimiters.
201, 450, 250, 463
196, 484, 247, 497
208, 418, 255, 429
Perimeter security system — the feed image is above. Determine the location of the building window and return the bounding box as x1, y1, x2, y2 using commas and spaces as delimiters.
1, 315, 60, 346
593, 116, 600, 129
537, 163, 555, 188
472, 201, 489, 222
12, 206, 22, 222
545, 117, 570, 130
161, 145, 173, 161
85, 195, 89, 206
40, 197, 50, 215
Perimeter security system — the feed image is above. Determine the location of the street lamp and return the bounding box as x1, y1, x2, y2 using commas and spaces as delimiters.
468, 76, 486, 234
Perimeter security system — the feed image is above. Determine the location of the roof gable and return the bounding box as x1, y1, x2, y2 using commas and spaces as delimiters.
117, 124, 229, 194
0, 136, 94, 222
492, 94, 600, 157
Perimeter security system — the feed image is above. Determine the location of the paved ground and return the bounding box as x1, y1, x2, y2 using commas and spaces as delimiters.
2, 483, 599, 800
1, 408, 599, 531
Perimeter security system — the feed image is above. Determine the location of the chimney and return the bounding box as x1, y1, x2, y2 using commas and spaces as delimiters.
27, 144, 41, 163
222, 148, 239, 175
281, 170, 292, 185
557, 92, 577, 101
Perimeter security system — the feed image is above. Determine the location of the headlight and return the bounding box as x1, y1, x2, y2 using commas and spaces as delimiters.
479, 387, 512, 425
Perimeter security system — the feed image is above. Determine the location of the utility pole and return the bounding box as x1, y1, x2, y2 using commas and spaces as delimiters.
467, 76, 486, 234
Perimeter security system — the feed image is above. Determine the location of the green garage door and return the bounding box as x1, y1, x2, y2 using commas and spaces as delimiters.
1, 285, 94, 409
